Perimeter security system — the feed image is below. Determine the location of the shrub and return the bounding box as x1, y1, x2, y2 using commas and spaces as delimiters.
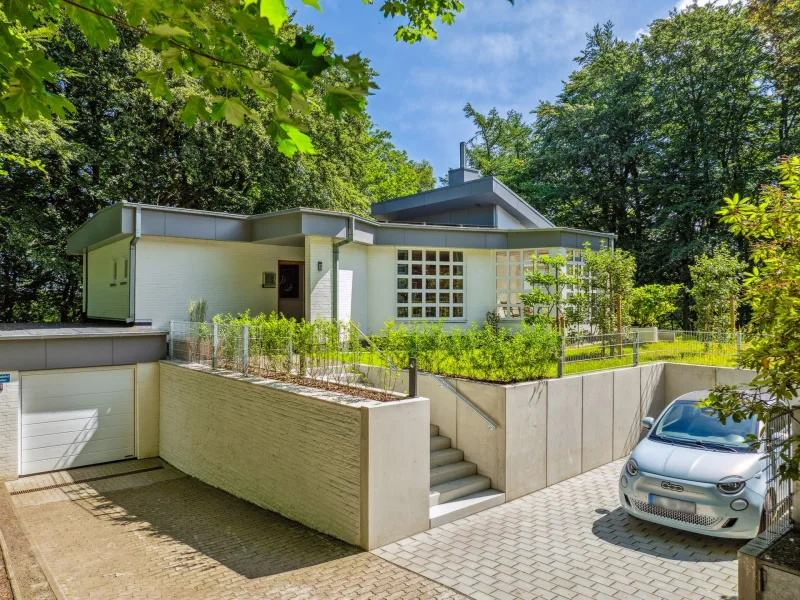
688, 245, 745, 331
630, 284, 682, 328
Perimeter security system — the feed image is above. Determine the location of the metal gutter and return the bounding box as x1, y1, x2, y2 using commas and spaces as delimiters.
331, 216, 354, 321
128, 206, 142, 323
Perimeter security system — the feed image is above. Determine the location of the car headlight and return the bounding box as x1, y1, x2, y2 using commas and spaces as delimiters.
626, 458, 639, 477
717, 478, 746, 495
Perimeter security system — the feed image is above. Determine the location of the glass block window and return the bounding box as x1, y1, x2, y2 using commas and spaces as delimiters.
397, 249, 465, 319
496, 249, 551, 318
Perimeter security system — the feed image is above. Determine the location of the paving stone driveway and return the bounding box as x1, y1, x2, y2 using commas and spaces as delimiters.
6, 459, 463, 600
375, 459, 744, 600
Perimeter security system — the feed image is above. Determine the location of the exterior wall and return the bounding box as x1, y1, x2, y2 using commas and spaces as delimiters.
160, 361, 363, 545
405, 205, 495, 226
135, 237, 303, 329
464, 249, 494, 327
504, 381, 547, 500
367, 245, 394, 335
338, 243, 368, 328
135, 362, 160, 458
0, 371, 19, 481
361, 398, 430, 549
158, 361, 430, 549
495, 206, 524, 230
87, 236, 133, 320
306, 236, 332, 322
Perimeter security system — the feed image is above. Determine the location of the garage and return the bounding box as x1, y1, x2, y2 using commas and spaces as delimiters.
20, 367, 136, 476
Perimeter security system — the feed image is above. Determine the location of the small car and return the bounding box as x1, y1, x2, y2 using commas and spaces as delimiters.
619, 390, 772, 539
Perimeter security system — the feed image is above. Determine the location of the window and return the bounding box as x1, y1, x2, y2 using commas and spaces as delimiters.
396, 249, 465, 319
110, 259, 118, 286
495, 248, 550, 318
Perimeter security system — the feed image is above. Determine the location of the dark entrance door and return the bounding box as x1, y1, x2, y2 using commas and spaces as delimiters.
278, 262, 304, 320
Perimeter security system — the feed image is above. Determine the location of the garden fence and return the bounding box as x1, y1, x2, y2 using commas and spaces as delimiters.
559, 330, 749, 377
169, 320, 402, 400
757, 409, 794, 543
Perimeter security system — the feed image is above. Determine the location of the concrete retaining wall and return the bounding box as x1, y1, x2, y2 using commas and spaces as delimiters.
159, 361, 429, 549
364, 363, 756, 503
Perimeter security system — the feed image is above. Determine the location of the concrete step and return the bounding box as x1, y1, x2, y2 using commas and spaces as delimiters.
430, 424, 439, 437
430, 435, 451, 452
430, 448, 464, 468
429, 474, 491, 507
430, 461, 477, 487
429, 489, 506, 528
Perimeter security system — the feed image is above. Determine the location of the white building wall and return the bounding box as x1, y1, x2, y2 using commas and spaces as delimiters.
135, 237, 303, 329
367, 245, 395, 335
338, 243, 368, 328
87, 236, 133, 320
464, 249, 495, 327
306, 236, 332, 322
0, 371, 19, 480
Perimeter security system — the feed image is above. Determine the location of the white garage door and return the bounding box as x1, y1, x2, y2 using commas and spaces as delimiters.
20, 367, 135, 476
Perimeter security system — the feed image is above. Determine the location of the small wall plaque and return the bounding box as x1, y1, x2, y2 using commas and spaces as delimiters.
262, 272, 277, 288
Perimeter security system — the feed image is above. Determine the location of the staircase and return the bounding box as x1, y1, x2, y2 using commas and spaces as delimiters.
428, 424, 505, 528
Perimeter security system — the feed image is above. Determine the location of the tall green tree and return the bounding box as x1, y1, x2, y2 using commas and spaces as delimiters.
0, 22, 434, 322
688, 245, 745, 332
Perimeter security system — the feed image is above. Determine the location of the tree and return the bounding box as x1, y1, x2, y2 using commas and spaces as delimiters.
0, 22, 434, 322
702, 156, 800, 482
520, 254, 577, 328
576, 245, 637, 337
462, 103, 532, 189
688, 245, 745, 332
0, 0, 499, 156
630, 284, 682, 328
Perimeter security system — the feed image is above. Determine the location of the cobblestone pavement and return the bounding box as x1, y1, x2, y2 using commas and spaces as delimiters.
7, 459, 464, 600
374, 459, 744, 600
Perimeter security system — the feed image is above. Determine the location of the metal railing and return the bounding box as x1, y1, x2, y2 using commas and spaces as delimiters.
558, 330, 748, 377
421, 370, 498, 430
169, 320, 401, 400
757, 410, 794, 543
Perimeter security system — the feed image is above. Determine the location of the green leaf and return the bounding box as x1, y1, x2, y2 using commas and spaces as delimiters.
210, 97, 257, 126
136, 70, 173, 100
62, 1, 118, 49
181, 94, 211, 126
300, 0, 322, 11
260, 0, 289, 32
150, 23, 192, 39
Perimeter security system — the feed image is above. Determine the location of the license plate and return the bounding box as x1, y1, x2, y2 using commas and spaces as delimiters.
649, 494, 696, 514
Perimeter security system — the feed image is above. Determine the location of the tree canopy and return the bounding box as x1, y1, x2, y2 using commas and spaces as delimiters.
0, 21, 434, 321
462, 2, 799, 324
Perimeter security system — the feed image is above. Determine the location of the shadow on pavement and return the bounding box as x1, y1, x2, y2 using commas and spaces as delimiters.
592, 506, 746, 563
83, 475, 361, 579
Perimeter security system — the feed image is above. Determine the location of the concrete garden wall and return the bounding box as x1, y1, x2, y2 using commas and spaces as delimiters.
158, 361, 430, 550
363, 363, 755, 502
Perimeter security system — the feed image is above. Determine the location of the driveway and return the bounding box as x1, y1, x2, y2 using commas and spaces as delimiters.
6, 458, 743, 600
6, 459, 463, 600
375, 459, 743, 600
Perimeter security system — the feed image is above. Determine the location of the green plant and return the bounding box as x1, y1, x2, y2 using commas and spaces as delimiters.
630, 284, 681, 328
574, 244, 637, 336
702, 157, 800, 482
188, 298, 207, 323
521, 254, 578, 327
688, 245, 745, 332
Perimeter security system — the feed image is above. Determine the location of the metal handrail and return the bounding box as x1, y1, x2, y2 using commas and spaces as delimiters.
352, 324, 497, 430
421, 371, 498, 431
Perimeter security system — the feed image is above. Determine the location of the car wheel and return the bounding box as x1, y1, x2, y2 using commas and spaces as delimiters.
759, 488, 777, 534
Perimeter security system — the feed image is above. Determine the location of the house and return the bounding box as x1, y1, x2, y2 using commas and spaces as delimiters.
67, 148, 614, 332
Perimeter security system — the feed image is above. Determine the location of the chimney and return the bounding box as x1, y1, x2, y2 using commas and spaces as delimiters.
448, 141, 481, 186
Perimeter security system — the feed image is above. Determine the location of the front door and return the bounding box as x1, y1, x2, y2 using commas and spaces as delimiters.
278, 261, 304, 321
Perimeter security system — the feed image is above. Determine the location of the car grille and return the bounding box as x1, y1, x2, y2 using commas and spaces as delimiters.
632, 499, 723, 528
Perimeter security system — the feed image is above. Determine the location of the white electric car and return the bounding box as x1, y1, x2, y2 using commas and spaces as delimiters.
619, 391, 772, 539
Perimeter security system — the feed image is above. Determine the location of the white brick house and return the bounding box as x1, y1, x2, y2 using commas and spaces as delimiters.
67, 161, 614, 333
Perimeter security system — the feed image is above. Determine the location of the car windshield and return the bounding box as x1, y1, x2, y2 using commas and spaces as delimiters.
651, 401, 759, 452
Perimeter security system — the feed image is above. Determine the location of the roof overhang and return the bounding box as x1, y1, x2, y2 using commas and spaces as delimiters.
67, 202, 613, 255
370, 177, 555, 229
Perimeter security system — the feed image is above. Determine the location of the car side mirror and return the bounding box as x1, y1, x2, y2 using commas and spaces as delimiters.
641, 417, 654, 430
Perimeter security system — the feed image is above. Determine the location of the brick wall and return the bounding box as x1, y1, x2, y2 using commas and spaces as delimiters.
0, 371, 19, 480
159, 362, 363, 545
306, 236, 333, 321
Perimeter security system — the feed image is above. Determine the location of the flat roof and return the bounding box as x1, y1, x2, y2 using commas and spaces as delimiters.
0, 323, 168, 341
66, 202, 615, 255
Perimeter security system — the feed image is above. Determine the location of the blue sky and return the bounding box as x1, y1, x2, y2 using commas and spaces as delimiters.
295, 0, 710, 179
